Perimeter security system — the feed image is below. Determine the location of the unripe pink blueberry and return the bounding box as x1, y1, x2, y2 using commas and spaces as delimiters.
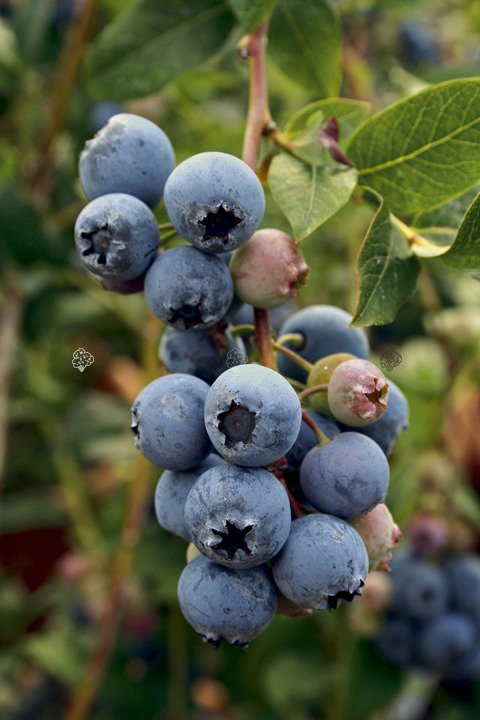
229, 228, 309, 309
409, 514, 448, 556
327, 358, 389, 426
352, 503, 402, 572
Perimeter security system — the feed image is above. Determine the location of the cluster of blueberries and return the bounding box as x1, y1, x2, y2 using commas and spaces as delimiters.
378, 549, 480, 682
74, 113, 410, 648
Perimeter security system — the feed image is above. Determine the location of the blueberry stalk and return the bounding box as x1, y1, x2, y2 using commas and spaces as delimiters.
273, 341, 314, 372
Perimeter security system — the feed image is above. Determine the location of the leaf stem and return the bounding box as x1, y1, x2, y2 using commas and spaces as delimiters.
276, 332, 305, 348
390, 214, 435, 250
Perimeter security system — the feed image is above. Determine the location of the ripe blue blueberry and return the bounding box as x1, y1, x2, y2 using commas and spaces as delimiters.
154, 454, 225, 541
277, 305, 370, 383
377, 617, 416, 668
390, 555, 448, 620
446, 554, 480, 622
75, 194, 159, 281
159, 326, 246, 385
271, 513, 368, 610
184, 465, 291, 568
285, 409, 339, 472
299, 432, 390, 520
164, 152, 265, 253
144, 246, 234, 331
79, 113, 175, 208
419, 612, 477, 670
204, 364, 302, 466
340, 380, 409, 456
131, 373, 211, 471
177, 555, 278, 647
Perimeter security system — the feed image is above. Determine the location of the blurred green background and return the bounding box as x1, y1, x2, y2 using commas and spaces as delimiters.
1, 0, 480, 718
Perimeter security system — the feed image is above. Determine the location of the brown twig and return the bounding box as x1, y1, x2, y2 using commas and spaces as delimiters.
301, 410, 330, 446
29, 0, 101, 202
254, 307, 276, 370
0, 268, 23, 492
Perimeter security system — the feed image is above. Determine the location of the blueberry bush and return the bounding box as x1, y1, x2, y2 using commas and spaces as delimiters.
1, 1, 480, 719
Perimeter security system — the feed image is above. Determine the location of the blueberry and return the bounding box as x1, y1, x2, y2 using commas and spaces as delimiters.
164, 152, 265, 253
352, 503, 402, 572
340, 380, 409, 456
277, 305, 370, 383
144, 246, 233, 331
390, 555, 448, 621
154, 454, 225, 541
285, 409, 339, 472
158, 326, 246, 385
177, 555, 278, 647
419, 612, 477, 670
271, 513, 368, 610
184, 465, 291, 568
399, 22, 440, 67
131, 374, 211, 471
79, 113, 175, 208
326, 359, 389, 427
75, 194, 159, 281
445, 647, 480, 682
228, 301, 295, 336
204, 364, 302, 466
230, 229, 309, 309
299, 432, 390, 521
446, 554, 480, 621
377, 616, 416, 668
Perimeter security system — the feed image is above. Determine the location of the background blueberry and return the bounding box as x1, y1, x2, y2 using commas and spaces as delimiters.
131, 373, 211, 471
446, 554, 480, 622
177, 555, 278, 647
300, 432, 390, 520
271, 513, 368, 610
75, 194, 159, 280
145, 246, 234, 331
184, 465, 291, 568
154, 454, 225, 541
159, 326, 246, 385
164, 152, 265, 253
204, 364, 302, 466
419, 612, 477, 670
79, 113, 175, 208
91, 101, 123, 133
390, 555, 449, 621
339, 380, 409, 456
376, 617, 416, 668
277, 305, 370, 383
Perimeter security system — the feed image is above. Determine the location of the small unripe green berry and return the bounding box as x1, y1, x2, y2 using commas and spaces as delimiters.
327, 358, 389, 426
230, 228, 309, 309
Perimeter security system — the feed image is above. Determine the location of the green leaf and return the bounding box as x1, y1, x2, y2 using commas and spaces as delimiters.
347, 79, 480, 215
85, 0, 235, 100
285, 98, 370, 143
268, 0, 340, 97
268, 152, 357, 241
442, 190, 480, 269
352, 190, 421, 326
228, 0, 276, 31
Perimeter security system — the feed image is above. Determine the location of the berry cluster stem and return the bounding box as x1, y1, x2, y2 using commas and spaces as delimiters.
301, 410, 331, 446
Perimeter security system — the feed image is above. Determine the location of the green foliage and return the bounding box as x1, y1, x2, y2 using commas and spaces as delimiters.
351, 190, 421, 326
285, 98, 370, 145
347, 79, 480, 215
228, 0, 277, 31
86, 0, 236, 100
443, 190, 480, 270
268, 0, 341, 97
268, 152, 357, 240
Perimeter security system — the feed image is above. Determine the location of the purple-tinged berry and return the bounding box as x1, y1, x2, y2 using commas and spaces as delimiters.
327, 358, 389, 426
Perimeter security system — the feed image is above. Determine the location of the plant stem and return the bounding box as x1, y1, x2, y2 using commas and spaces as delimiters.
241, 19, 273, 171
298, 384, 329, 402
273, 342, 313, 373
0, 267, 23, 492
241, 20, 278, 371
62, 315, 160, 720
276, 332, 304, 348
29, 0, 101, 202
229, 323, 256, 337
301, 410, 330, 446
